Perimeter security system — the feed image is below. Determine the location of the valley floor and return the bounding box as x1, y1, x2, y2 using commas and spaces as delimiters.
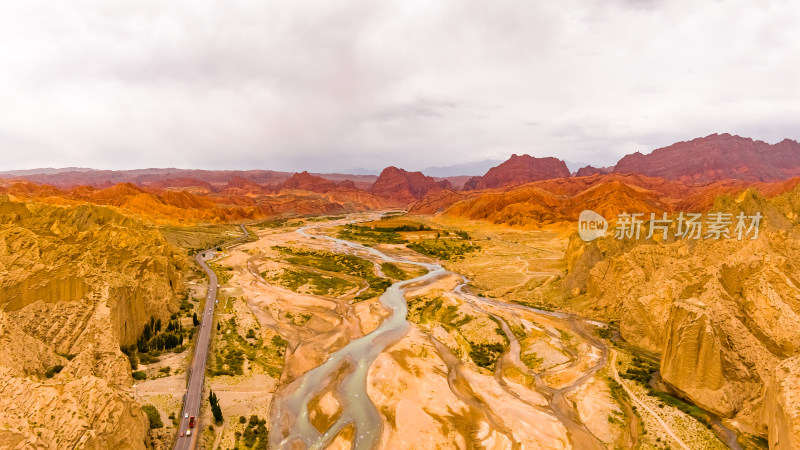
162, 214, 735, 450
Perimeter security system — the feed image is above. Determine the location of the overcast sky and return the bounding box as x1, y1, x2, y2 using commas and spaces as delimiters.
1, 0, 798, 173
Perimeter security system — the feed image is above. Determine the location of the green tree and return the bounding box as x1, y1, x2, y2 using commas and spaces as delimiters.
209, 390, 223, 423
192, 312, 199, 327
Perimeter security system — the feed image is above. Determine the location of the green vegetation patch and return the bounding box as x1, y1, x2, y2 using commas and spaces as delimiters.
647, 390, 714, 428
142, 404, 164, 429
381, 262, 409, 280
738, 433, 769, 450
406, 240, 480, 261
407, 295, 507, 369
252, 218, 290, 228
275, 268, 355, 296
121, 315, 188, 373
272, 246, 392, 302
209, 261, 234, 284
210, 317, 287, 378
621, 353, 722, 433
285, 312, 312, 326
469, 343, 505, 369
521, 352, 543, 370
620, 355, 659, 384
336, 224, 407, 244
237, 414, 269, 449
306, 215, 346, 222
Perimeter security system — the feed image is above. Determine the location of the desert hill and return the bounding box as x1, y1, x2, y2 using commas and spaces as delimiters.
561, 186, 800, 443
0, 197, 186, 448
0, 176, 401, 224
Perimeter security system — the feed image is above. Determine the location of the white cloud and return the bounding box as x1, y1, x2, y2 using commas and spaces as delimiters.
0, 0, 798, 172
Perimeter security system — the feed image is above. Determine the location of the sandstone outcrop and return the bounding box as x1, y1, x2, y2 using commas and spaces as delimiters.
369, 166, 451, 203
463, 155, 570, 190
442, 179, 669, 227
562, 186, 800, 442
763, 356, 800, 449
280, 171, 338, 192
0, 197, 186, 448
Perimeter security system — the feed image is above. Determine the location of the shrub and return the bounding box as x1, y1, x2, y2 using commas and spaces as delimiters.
381, 262, 407, 280
132, 370, 147, 380
468, 343, 505, 369
141, 404, 163, 429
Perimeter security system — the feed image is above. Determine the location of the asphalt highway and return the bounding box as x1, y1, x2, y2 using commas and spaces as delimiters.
173, 224, 249, 450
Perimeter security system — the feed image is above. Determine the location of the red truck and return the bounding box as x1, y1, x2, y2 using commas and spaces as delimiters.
188, 416, 195, 428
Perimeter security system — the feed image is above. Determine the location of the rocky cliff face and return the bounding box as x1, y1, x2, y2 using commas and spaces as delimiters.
763, 356, 800, 449
0, 197, 186, 448
369, 166, 451, 203
562, 187, 800, 443
463, 155, 570, 190
613, 133, 800, 182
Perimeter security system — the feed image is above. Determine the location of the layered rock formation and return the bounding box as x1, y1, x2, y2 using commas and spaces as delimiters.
0, 197, 186, 448
613, 133, 800, 182
440, 178, 671, 227
0, 177, 401, 224
369, 166, 452, 203
562, 187, 800, 442
463, 155, 570, 190
407, 189, 479, 214
280, 171, 338, 192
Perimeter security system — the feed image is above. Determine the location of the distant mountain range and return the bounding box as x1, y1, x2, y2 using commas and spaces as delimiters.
3, 133, 800, 204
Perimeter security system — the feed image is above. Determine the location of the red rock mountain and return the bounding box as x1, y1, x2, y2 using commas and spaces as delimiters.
221, 175, 268, 195
444, 180, 671, 227
463, 155, 570, 190
613, 133, 800, 182
370, 167, 452, 203
280, 171, 339, 192
575, 165, 612, 177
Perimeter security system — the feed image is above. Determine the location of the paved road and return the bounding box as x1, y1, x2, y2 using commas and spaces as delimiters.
174, 225, 249, 450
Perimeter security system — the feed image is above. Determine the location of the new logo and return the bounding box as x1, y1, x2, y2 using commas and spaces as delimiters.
578, 210, 608, 242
